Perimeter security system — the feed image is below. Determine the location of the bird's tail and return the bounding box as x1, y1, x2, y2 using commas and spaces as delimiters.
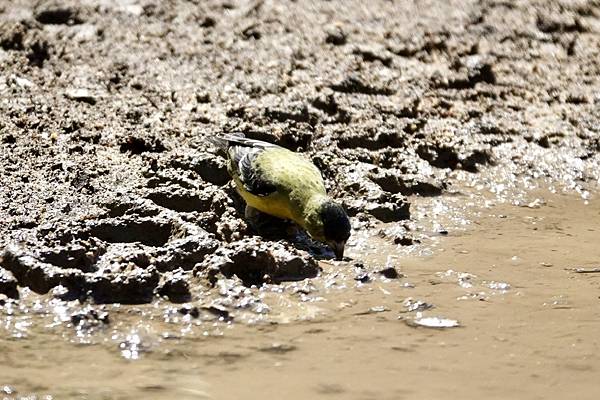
207, 133, 245, 151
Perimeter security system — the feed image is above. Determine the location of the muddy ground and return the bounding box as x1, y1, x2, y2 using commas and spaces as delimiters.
1, 0, 600, 399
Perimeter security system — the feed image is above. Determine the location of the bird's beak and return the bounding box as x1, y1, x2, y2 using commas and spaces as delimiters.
329, 241, 346, 260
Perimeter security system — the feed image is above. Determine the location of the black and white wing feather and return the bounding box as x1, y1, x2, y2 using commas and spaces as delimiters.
209, 134, 280, 197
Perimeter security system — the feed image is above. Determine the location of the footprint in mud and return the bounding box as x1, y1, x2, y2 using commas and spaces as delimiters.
86, 217, 174, 247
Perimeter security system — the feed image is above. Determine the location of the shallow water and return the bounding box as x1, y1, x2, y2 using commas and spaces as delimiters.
2, 187, 599, 399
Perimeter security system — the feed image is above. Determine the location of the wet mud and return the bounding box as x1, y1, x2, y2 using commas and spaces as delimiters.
2, 189, 600, 399
1, 0, 600, 398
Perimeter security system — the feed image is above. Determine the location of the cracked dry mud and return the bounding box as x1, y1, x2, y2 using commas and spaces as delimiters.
1, 0, 600, 399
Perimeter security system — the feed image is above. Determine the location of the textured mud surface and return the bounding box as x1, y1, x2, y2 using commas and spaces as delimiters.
1, 0, 600, 398
2, 0, 599, 305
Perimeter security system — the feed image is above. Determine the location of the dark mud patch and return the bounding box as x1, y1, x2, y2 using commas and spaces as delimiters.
369, 170, 445, 197
120, 135, 167, 154
0, 267, 19, 299
330, 75, 396, 96
34, 1, 85, 26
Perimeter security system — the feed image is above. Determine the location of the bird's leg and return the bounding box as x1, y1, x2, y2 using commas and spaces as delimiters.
244, 205, 292, 239
285, 224, 301, 238
244, 204, 261, 221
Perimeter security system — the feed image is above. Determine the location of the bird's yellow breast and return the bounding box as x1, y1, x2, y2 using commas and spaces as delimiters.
234, 176, 296, 221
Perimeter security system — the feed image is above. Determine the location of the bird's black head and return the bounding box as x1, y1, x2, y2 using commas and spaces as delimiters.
319, 201, 351, 260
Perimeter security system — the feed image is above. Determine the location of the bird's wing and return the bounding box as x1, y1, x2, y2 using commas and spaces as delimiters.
214, 135, 282, 197
234, 146, 278, 196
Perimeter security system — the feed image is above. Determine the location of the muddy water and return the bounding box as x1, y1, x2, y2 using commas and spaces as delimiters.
2, 188, 600, 400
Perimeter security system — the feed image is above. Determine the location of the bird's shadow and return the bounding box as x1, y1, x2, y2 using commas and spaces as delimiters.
247, 211, 338, 261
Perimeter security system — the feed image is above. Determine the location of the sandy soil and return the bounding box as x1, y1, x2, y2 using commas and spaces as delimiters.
1, 0, 600, 399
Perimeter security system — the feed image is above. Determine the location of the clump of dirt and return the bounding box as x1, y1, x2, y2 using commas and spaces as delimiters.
196, 237, 320, 286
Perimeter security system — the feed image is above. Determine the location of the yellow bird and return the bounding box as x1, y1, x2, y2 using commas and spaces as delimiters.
210, 134, 351, 259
